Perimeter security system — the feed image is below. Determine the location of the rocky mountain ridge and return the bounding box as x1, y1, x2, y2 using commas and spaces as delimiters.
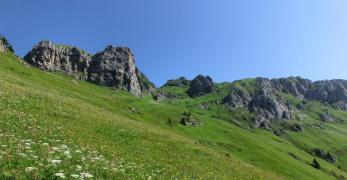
163, 75, 347, 128
24, 41, 155, 97
3, 35, 347, 129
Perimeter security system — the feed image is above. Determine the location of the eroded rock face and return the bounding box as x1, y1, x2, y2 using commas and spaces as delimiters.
135, 68, 156, 94
307, 80, 347, 106
223, 77, 347, 128
88, 46, 142, 96
223, 86, 252, 109
187, 75, 214, 97
249, 78, 293, 126
24, 41, 155, 96
271, 77, 311, 99
24, 41, 91, 80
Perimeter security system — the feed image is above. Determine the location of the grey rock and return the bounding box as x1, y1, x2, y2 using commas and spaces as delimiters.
223, 86, 252, 109
307, 79, 347, 104
319, 112, 334, 122
180, 111, 203, 127
24, 41, 91, 80
187, 75, 214, 97
290, 123, 304, 132
254, 116, 271, 129
162, 77, 190, 87
271, 76, 311, 99
135, 67, 156, 94
333, 101, 347, 110
24, 41, 155, 97
199, 103, 209, 110
312, 148, 337, 164
0, 35, 14, 53
0, 39, 6, 53
88, 46, 142, 97
249, 78, 292, 120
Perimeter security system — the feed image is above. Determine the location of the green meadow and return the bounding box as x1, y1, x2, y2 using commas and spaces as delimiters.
0, 52, 346, 179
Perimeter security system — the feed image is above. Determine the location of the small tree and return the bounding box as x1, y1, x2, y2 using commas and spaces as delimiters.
311, 158, 321, 169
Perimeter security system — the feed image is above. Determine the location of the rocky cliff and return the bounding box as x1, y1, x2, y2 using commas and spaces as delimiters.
0, 35, 14, 53
24, 41, 155, 96
187, 75, 214, 97
223, 77, 347, 127
24, 41, 91, 80
88, 46, 143, 96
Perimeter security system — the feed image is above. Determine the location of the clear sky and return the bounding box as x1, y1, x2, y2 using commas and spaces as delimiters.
1, 0, 347, 86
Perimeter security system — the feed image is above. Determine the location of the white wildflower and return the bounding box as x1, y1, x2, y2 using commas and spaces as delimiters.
80, 172, 93, 178
25, 167, 37, 172
76, 165, 82, 171
18, 153, 27, 157
51, 159, 62, 165
32, 155, 39, 159
63, 151, 70, 156
71, 174, 79, 178
54, 172, 66, 178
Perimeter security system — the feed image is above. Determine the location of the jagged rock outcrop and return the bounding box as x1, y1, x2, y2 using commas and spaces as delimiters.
24, 41, 91, 80
319, 112, 334, 122
223, 77, 347, 128
187, 75, 214, 97
24, 41, 155, 96
163, 77, 190, 87
136, 68, 156, 94
307, 80, 347, 110
249, 78, 293, 127
312, 148, 337, 164
271, 77, 311, 99
223, 86, 252, 109
88, 46, 143, 96
0, 35, 14, 53
223, 77, 300, 127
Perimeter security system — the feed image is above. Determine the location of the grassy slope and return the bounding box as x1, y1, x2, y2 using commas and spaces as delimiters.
0, 53, 276, 179
0, 52, 346, 179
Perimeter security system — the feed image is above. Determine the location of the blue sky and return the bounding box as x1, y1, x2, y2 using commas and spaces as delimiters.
1, 0, 347, 86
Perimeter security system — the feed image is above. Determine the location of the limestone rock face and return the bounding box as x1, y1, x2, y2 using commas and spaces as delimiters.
187, 75, 214, 97
223, 77, 347, 128
307, 80, 347, 108
88, 46, 143, 96
223, 86, 252, 109
24, 41, 91, 80
24, 41, 155, 96
249, 78, 293, 127
271, 77, 311, 99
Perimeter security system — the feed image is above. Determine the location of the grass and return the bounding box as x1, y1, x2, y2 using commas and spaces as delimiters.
0, 51, 347, 179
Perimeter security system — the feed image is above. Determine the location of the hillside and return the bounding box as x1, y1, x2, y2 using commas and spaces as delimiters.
0, 39, 347, 179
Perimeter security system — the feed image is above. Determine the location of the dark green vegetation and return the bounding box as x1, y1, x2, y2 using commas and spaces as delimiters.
1, 51, 347, 179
